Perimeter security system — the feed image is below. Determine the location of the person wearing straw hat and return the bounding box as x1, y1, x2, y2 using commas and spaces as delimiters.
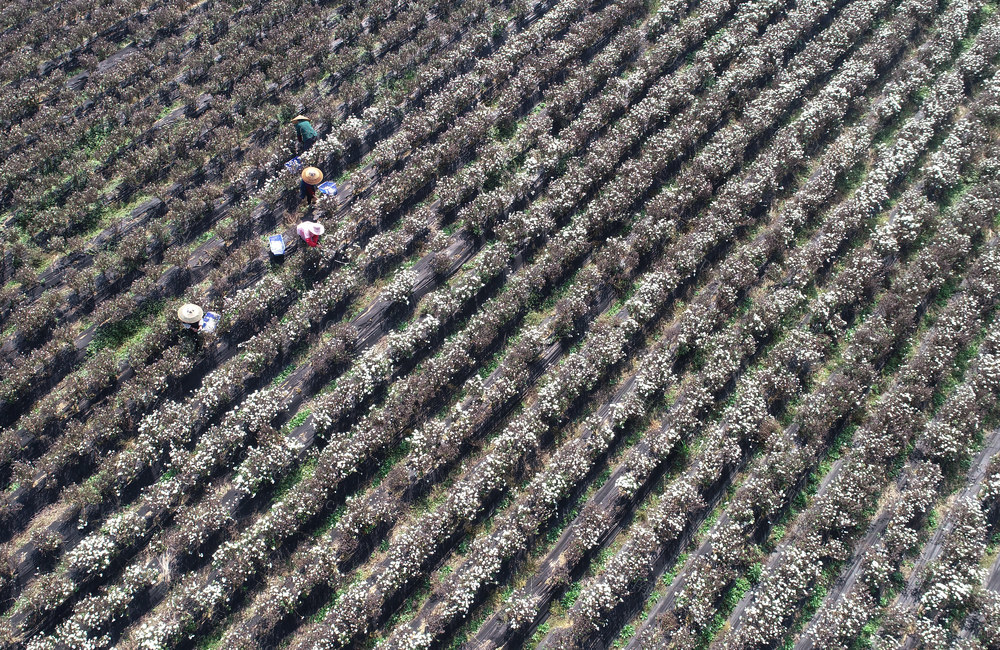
297, 220, 325, 247
291, 115, 318, 151
300, 166, 323, 208
177, 303, 204, 330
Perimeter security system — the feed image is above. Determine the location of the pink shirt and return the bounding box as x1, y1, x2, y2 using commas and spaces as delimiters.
297, 222, 320, 247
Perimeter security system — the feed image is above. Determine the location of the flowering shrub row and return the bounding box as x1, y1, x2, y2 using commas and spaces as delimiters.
0, 0, 173, 130
636, 102, 1000, 650
195, 2, 813, 639
804, 326, 1000, 648
891, 497, 991, 646
0, 1, 608, 506
0, 0, 552, 520
0, 0, 844, 636
3, 0, 320, 237
0, 2, 361, 386
122, 0, 672, 564
681, 30, 1000, 647
12, 0, 1000, 647
0, 0, 664, 394
384, 0, 960, 642
2, 268, 359, 639
0, 0, 656, 494
0, 244, 309, 514
725, 238, 1000, 649
0, 0, 177, 96
467, 0, 989, 640
113, 0, 872, 636
1, 235, 359, 614
0, 0, 457, 345
545, 9, 1000, 643
0, 0, 512, 355
4, 2, 702, 640
302, 0, 646, 250
278, 0, 921, 644
0, 327, 186, 498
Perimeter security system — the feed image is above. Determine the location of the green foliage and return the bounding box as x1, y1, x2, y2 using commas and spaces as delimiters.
374, 440, 411, 486
561, 582, 582, 609
528, 622, 550, 648
272, 362, 297, 385
195, 630, 223, 649
747, 562, 763, 584
613, 624, 636, 647
273, 456, 317, 503
316, 506, 345, 535
88, 299, 163, 356
288, 409, 311, 429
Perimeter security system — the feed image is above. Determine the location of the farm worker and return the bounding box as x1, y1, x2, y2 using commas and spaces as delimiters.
297, 221, 325, 247
300, 166, 323, 207
291, 115, 318, 150
177, 303, 204, 330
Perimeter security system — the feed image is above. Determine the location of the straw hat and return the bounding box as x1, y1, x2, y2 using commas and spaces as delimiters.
301, 167, 323, 185
177, 303, 204, 324
291, 115, 309, 123
305, 221, 325, 237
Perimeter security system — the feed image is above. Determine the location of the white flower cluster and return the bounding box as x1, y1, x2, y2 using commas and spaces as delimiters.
50, 258, 355, 574
503, 592, 541, 629
29, 564, 159, 650
56, 0, 1000, 644
468, 0, 984, 636
420, 244, 509, 318
809, 324, 1000, 646
380, 268, 417, 305
9, 5, 623, 643
564, 6, 1000, 636
733, 143, 1000, 646
736, 541, 825, 646
919, 497, 988, 609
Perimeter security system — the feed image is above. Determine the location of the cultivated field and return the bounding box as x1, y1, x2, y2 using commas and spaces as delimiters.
3, 0, 1000, 648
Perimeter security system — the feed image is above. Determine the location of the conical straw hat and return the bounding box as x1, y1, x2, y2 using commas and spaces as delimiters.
301, 167, 323, 185
306, 221, 325, 236
177, 303, 204, 324
291, 115, 309, 122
